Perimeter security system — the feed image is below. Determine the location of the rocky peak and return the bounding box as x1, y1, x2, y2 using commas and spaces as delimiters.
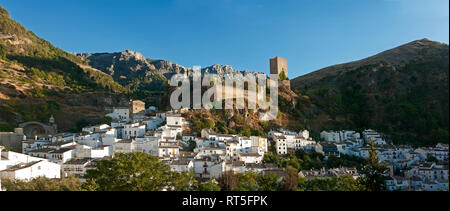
78, 50, 262, 80
119, 50, 147, 62
203, 64, 236, 74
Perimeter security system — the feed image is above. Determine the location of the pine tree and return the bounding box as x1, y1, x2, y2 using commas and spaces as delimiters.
359, 139, 388, 191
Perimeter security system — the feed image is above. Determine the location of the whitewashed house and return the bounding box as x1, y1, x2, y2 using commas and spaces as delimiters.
195, 146, 225, 157
320, 131, 341, 142
274, 133, 315, 154
74, 144, 112, 159
62, 158, 92, 178
201, 129, 235, 141
0, 160, 61, 180
144, 116, 165, 131
115, 139, 135, 153
193, 157, 220, 180
27, 147, 73, 165
210, 161, 226, 180
386, 176, 410, 191
106, 107, 130, 122
362, 129, 386, 145
238, 153, 263, 164
415, 145, 449, 162
170, 159, 193, 172
1, 147, 44, 171
134, 137, 159, 156
166, 114, 185, 127
76, 133, 102, 148
158, 141, 180, 158
122, 123, 146, 139
250, 136, 268, 155
275, 136, 288, 155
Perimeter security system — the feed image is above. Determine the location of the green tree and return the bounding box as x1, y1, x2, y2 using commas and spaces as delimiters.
297, 175, 361, 191
358, 140, 388, 191
263, 153, 280, 165
194, 180, 221, 191
81, 178, 100, 191
283, 166, 299, 191
203, 119, 215, 129
98, 116, 113, 125
171, 171, 195, 191
218, 171, 238, 191
257, 173, 282, 191
186, 140, 197, 152
1, 176, 82, 191
426, 154, 438, 163
238, 125, 252, 137
279, 71, 288, 81
84, 152, 193, 191
234, 171, 259, 191
0, 123, 13, 132
337, 175, 362, 191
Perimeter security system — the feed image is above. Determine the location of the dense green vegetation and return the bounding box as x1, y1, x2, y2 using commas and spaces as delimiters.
263, 149, 365, 171
190, 114, 267, 138
185, 140, 197, 152
218, 170, 283, 191
297, 175, 361, 191
98, 116, 113, 125
0, 5, 129, 131
1, 176, 83, 191
217, 168, 362, 191
0, 122, 13, 132
84, 152, 214, 191
1, 5, 125, 93
1, 98, 60, 123
291, 55, 449, 147
125, 74, 167, 105
229, 145, 386, 191
279, 71, 288, 81
1, 150, 389, 191
191, 117, 215, 134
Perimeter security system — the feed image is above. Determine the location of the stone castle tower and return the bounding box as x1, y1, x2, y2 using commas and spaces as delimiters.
270, 56, 288, 79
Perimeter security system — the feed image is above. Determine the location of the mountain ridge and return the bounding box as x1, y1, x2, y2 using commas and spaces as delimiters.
286, 38, 449, 146
77, 49, 262, 79
291, 38, 449, 88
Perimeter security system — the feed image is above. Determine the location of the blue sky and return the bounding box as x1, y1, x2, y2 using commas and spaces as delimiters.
1, 0, 449, 77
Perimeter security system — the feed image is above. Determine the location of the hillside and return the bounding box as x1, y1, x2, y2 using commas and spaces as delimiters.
289, 39, 449, 146
0, 5, 129, 131
1, 5, 287, 133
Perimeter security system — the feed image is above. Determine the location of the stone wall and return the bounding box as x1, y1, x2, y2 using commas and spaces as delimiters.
0, 131, 24, 152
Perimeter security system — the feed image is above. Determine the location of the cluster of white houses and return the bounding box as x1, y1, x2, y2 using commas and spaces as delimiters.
270, 129, 316, 155
0, 100, 277, 189
269, 128, 448, 191
0, 100, 448, 191
316, 129, 449, 191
